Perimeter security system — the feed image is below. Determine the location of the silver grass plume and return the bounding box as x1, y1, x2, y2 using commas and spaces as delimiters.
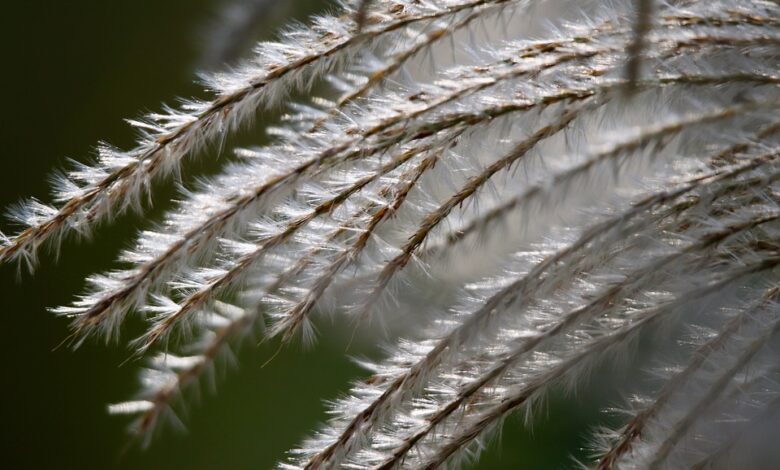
5, 0, 780, 468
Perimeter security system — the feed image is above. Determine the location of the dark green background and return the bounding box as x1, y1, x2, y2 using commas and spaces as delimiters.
0, 2, 613, 468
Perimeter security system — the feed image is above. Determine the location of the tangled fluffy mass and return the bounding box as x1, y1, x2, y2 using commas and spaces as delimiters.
3, 0, 780, 468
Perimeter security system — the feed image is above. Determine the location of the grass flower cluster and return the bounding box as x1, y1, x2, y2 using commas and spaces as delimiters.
3, 0, 780, 468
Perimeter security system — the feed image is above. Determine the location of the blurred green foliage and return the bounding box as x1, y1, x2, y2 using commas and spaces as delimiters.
0, 2, 611, 468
